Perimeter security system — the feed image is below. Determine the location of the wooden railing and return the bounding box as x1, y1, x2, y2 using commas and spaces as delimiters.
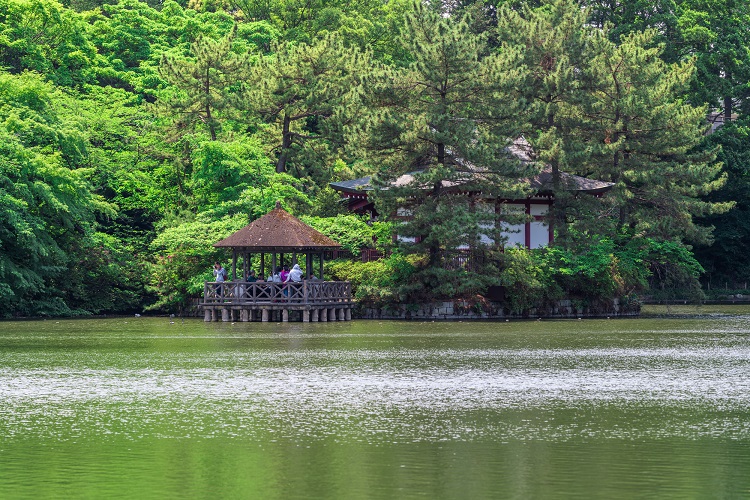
202, 281, 352, 306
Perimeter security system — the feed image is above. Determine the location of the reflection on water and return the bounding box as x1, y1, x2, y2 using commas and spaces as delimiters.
1, 315, 750, 499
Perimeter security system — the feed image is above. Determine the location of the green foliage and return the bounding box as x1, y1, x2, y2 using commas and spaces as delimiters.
0, 0, 99, 87
0, 0, 744, 316
693, 123, 750, 284
301, 214, 394, 255
498, 247, 553, 314
325, 253, 416, 305
362, 1, 534, 299
147, 213, 244, 312
300, 215, 375, 255
245, 33, 368, 177
0, 71, 119, 317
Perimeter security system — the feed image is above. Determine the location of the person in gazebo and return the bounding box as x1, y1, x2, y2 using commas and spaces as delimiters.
288, 263, 303, 283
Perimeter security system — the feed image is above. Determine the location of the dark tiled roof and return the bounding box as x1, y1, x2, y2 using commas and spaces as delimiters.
330, 137, 614, 196
528, 167, 614, 194
329, 176, 373, 194
214, 203, 341, 251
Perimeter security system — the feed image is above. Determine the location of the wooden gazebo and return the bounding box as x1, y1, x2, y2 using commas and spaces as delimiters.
200, 202, 353, 323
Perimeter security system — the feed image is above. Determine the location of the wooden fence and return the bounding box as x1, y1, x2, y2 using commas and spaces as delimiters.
202, 281, 352, 306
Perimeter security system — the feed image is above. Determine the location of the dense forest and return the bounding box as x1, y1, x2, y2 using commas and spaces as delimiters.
1, 0, 749, 317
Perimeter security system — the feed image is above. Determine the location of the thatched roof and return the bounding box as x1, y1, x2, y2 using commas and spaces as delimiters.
214, 202, 341, 251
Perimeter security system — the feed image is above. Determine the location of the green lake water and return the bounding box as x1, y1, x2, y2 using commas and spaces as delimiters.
1, 307, 749, 499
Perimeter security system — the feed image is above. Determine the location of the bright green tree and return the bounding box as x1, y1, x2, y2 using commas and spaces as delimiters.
157, 25, 248, 142
0, 0, 99, 87
0, 71, 120, 316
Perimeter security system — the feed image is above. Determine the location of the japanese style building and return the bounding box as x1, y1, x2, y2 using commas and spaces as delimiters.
330, 137, 614, 249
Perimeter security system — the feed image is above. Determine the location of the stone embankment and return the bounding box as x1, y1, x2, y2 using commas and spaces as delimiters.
358, 298, 638, 320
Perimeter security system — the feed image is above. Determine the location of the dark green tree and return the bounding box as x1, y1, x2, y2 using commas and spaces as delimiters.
360, 1, 533, 300
693, 123, 750, 285
676, 0, 750, 121
498, 0, 600, 245
584, 29, 732, 244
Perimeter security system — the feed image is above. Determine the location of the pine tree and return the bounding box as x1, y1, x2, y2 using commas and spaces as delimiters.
676, 0, 750, 121
584, 29, 732, 243
498, 0, 600, 245
360, 1, 534, 299
245, 34, 367, 177
157, 26, 247, 142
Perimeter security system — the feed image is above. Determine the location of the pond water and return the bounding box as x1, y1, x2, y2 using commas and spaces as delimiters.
1, 307, 749, 499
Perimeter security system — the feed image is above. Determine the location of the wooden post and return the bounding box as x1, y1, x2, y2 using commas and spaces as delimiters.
312, 309, 319, 322
329, 308, 336, 321
261, 253, 265, 278
320, 308, 327, 322
338, 308, 345, 321
262, 309, 269, 322
232, 250, 237, 280
306, 253, 313, 279
204, 309, 212, 322
319, 252, 324, 280
272, 254, 277, 277
345, 308, 351, 321
221, 309, 230, 322
303, 310, 310, 322
240, 309, 248, 322
282, 309, 289, 322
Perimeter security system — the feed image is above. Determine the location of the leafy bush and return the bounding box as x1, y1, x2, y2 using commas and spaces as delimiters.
302, 214, 393, 255
325, 253, 416, 305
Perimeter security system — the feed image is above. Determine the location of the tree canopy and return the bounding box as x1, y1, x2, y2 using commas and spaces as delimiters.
0, 0, 746, 316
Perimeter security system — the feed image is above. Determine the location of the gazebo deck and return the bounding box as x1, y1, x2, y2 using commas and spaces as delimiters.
200, 281, 353, 322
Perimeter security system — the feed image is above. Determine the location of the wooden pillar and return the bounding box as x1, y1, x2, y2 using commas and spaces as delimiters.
282, 309, 289, 322
319, 252, 324, 280
338, 308, 345, 321
345, 309, 351, 321
232, 250, 237, 280
260, 253, 265, 278
262, 309, 269, 322
272, 253, 277, 276
221, 309, 230, 322
204, 309, 212, 322
306, 253, 313, 279
312, 309, 319, 322
240, 309, 248, 322
303, 310, 310, 322
329, 308, 336, 321
213, 308, 220, 322
320, 308, 327, 322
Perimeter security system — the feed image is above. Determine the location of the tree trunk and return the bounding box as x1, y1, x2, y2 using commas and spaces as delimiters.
276, 113, 291, 173
205, 67, 216, 141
